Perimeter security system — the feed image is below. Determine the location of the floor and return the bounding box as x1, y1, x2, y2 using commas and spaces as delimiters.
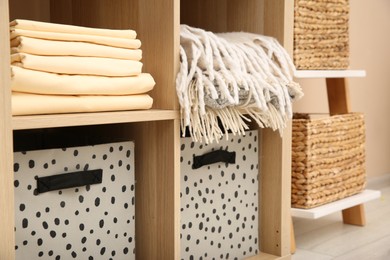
292, 175, 390, 260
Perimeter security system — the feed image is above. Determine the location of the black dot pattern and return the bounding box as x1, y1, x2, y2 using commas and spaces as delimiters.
13, 141, 135, 259
180, 130, 259, 259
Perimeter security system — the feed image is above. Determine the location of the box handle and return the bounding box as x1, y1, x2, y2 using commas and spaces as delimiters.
192, 150, 236, 169
36, 169, 103, 194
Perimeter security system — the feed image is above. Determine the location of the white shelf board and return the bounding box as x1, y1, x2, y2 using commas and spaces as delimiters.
291, 189, 381, 219
294, 70, 366, 79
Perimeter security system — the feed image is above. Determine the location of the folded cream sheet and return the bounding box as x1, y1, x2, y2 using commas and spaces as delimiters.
11, 66, 154, 95
10, 19, 137, 39
11, 36, 142, 60
12, 53, 143, 76
10, 29, 141, 49
12, 92, 153, 116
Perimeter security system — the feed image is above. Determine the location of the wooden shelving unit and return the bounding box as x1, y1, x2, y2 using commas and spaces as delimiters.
0, 0, 294, 259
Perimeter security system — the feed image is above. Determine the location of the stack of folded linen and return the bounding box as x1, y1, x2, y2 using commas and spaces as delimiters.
10, 19, 155, 116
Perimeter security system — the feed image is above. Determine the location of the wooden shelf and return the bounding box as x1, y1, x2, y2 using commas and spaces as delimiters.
1, 0, 293, 259
245, 252, 288, 260
12, 109, 179, 130
294, 70, 366, 79
291, 190, 381, 219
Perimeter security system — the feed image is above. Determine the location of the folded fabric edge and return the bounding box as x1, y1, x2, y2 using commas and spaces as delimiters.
10, 53, 144, 77
10, 36, 143, 61
10, 66, 155, 96
10, 19, 137, 40
12, 92, 153, 116
9, 29, 142, 50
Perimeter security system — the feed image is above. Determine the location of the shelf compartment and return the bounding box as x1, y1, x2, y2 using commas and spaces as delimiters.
294, 70, 366, 79
12, 109, 179, 130
291, 189, 381, 219
181, 2, 294, 256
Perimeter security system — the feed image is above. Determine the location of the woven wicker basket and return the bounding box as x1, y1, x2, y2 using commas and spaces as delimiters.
293, 0, 350, 69
291, 113, 366, 209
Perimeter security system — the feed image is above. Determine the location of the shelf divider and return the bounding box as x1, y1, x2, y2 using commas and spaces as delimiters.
0, 0, 15, 258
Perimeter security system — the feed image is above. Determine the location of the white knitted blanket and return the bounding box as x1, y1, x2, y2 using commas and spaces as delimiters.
176, 25, 303, 143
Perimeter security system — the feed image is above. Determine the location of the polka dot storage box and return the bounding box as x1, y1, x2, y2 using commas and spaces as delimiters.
13, 141, 135, 259
180, 130, 259, 259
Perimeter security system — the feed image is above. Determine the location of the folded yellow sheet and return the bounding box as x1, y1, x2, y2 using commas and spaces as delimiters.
10, 29, 141, 49
11, 66, 154, 95
10, 19, 137, 39
11, 36, 142, 61
12, 53, 143, 76
12, 92, 153, 116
